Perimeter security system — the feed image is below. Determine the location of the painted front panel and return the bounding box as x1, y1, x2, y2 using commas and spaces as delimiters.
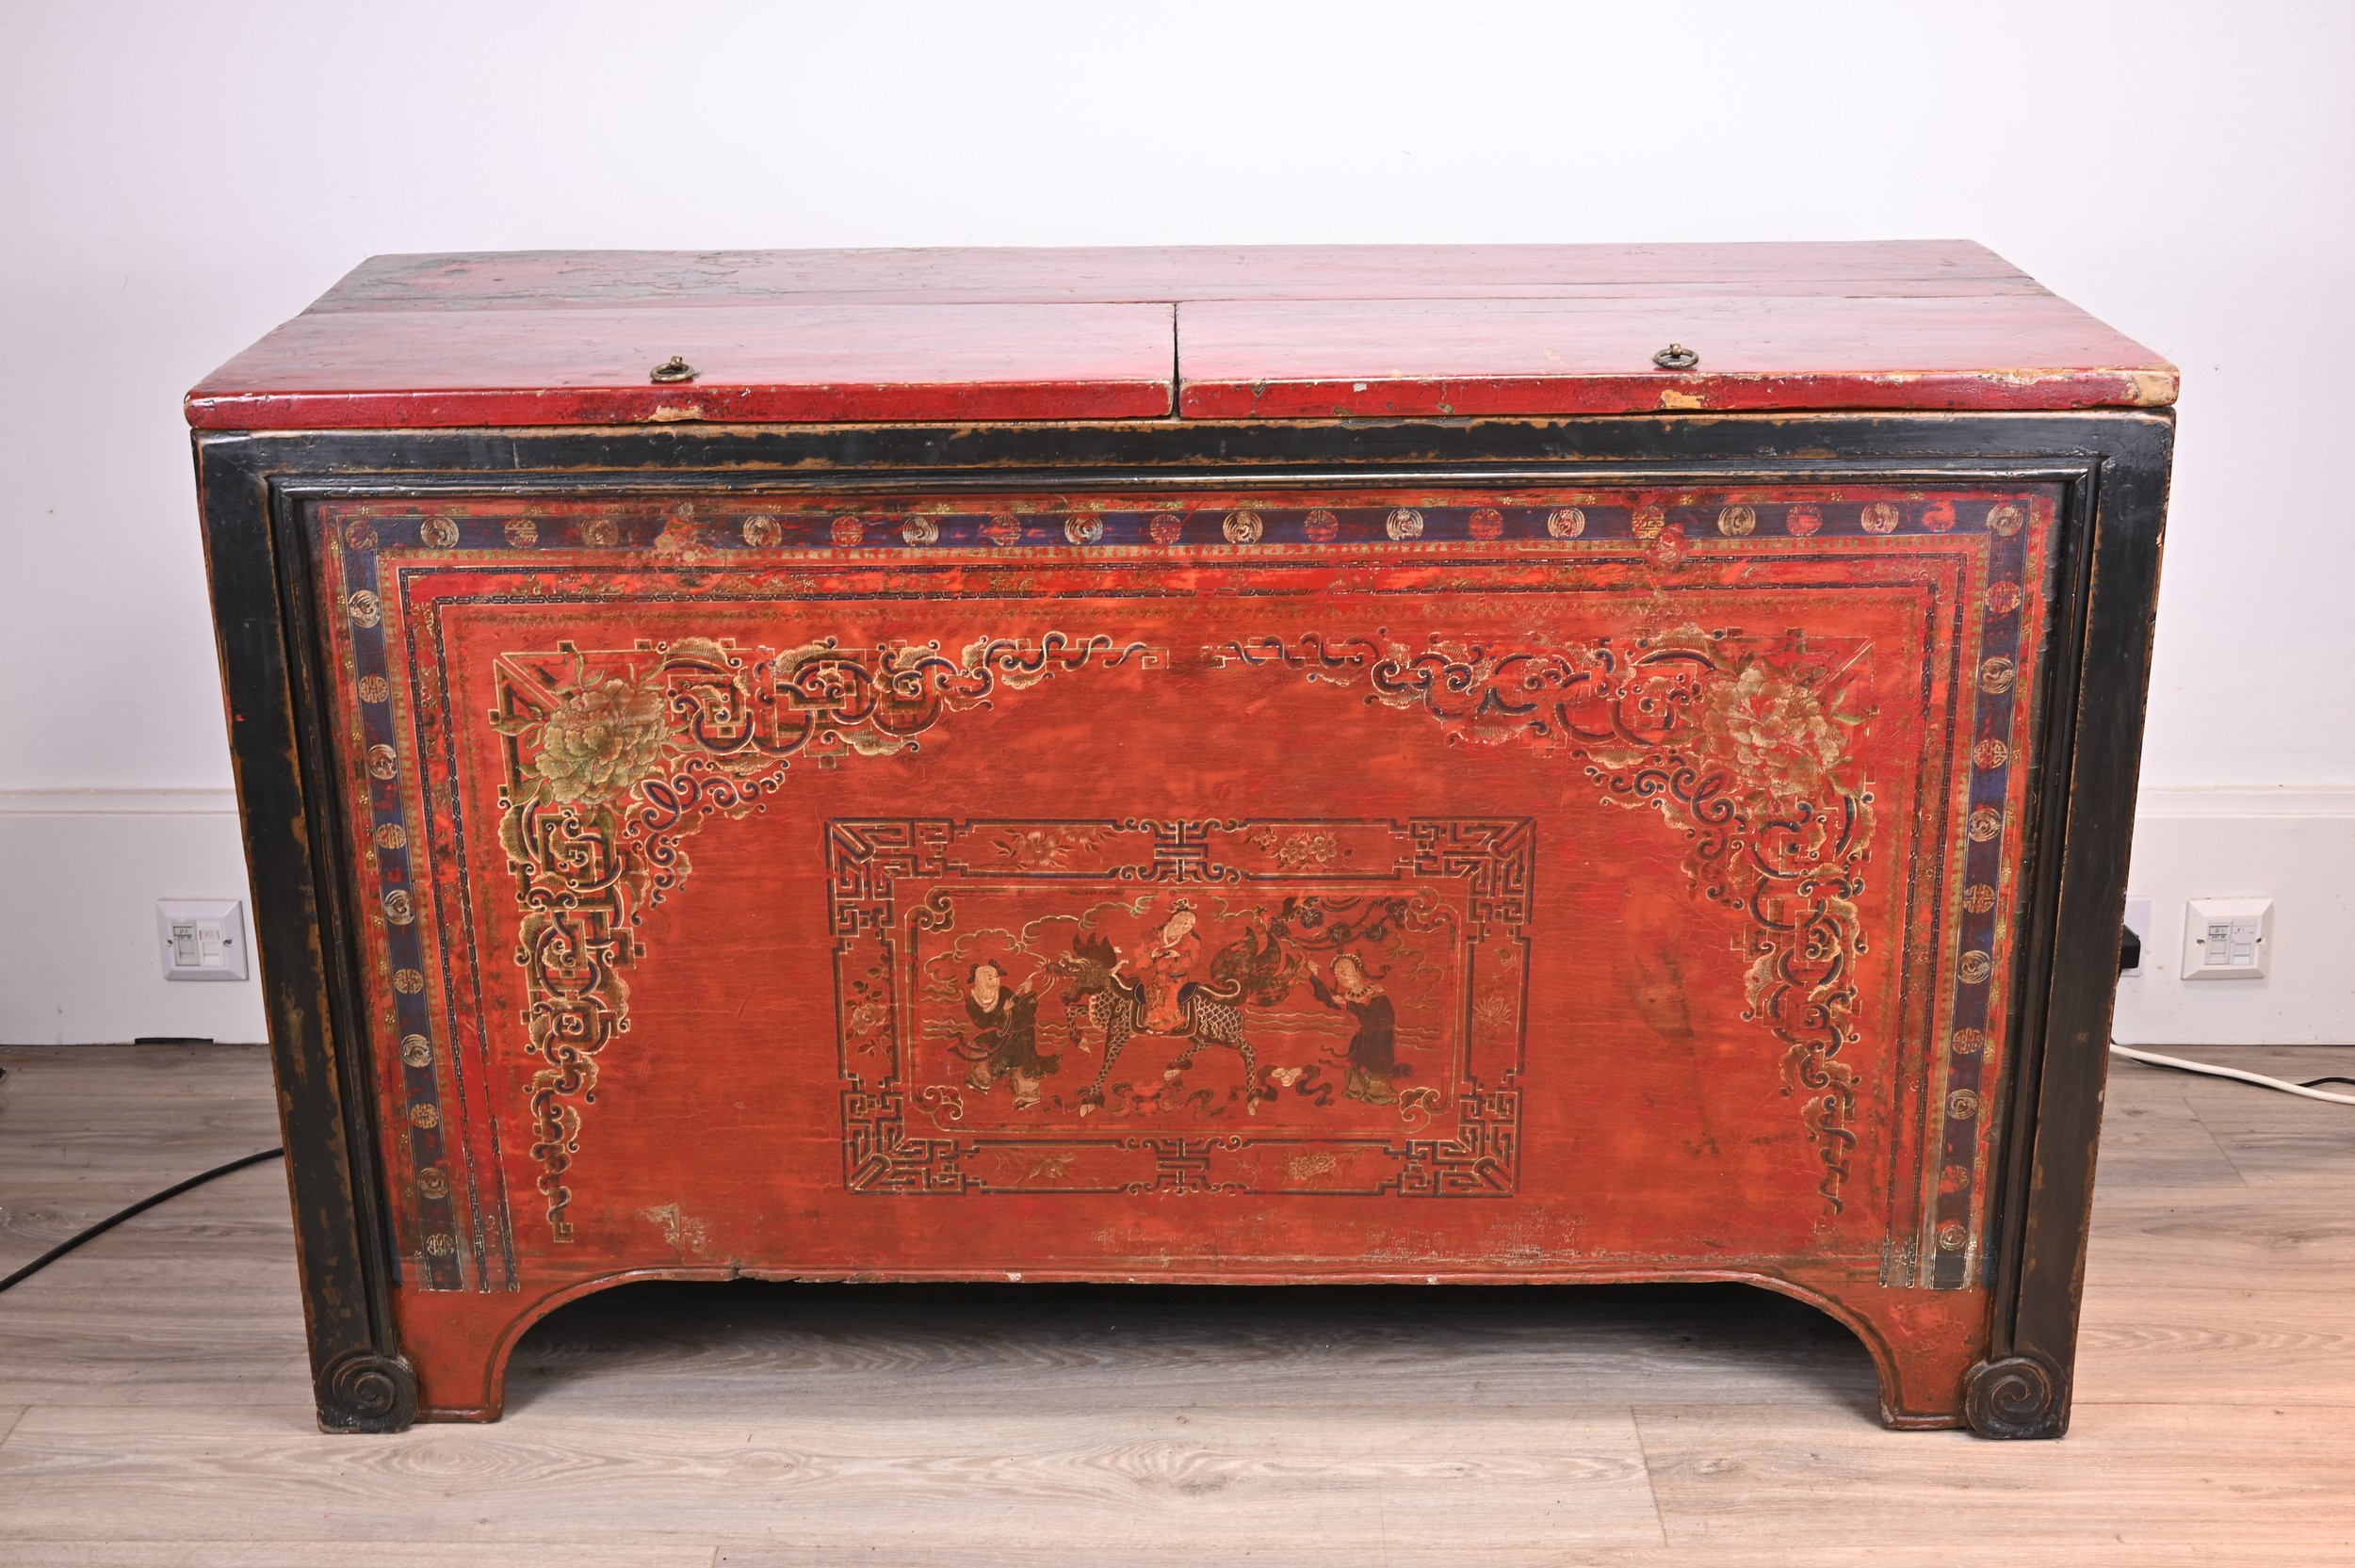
309, 486, 2055, 1412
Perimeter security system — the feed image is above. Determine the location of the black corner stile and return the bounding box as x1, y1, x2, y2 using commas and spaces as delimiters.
193, 431, 417, 1432
1972, 410, 2173, 1438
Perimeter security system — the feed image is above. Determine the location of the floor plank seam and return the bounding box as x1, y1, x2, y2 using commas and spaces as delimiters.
2176, 1089, 2262, 1188
1627, 1403, 1675, 1549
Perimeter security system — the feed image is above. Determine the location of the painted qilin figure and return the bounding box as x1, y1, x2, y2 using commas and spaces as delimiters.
1054, 893, 1429, 1117
1059, 908, 1272, 1115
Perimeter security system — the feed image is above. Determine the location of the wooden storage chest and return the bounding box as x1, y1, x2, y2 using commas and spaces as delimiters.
188, 241, 2174, 1436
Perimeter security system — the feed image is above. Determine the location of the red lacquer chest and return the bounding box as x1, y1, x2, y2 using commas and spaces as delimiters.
188, 241, 2173, 1437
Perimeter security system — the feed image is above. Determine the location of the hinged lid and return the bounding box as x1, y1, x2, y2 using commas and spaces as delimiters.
186, 241, 2173, 430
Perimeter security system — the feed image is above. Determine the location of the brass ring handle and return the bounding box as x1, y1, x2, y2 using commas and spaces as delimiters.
649, 355, 698, 384
1652, 343, 1699, 370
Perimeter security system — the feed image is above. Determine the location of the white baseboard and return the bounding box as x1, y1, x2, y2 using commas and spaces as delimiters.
4, 785, 2349, 1047
0, 787, 238, 816
2132, 786, 2355, 819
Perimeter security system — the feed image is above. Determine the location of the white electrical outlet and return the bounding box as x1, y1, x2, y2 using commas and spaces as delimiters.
2181, 897, 2271, 981
2120, 897, 2152, 977
156, 899, 250, 981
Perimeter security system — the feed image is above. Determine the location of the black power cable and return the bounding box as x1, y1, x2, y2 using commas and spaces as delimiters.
0, 1147, 284, 1296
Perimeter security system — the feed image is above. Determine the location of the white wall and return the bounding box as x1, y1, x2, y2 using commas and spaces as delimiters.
2, 2, 2350, 1043
2111, 793, 2355, 1045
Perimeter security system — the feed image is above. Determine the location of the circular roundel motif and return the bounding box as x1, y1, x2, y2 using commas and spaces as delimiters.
365, 744, 398, 781
1386, 508, 1424, 541
1223, 509, 1264, 544
1988, 502, 2028, 536
1968, 807, 2005, 843
1468, 507, 1505, 540
1631, 504, 1667, 540
1986, 580, 2023, 615
1147, 512, 1186, 544
1937, 1222, 1970, 1253
1922, 500, 1959, 533
1860, 501, 1902, 534
423, 1232, 455, 1255
382, 889, 415, 926
1947, 1089, 1983, 1120
832, 515, 867, 547
983, 515, 1025, 547
399, 1034, 433, 1068
346, 590, 382, 628
1650, 524, 1689, 565
408, 1102, 440, 1129
901, 515, 940, 545
1716, 504, 1757, 538
1784, 503, 1823, 537
741, 514, 781, 547
419, 516, 461, 548
1979, 656, 2018, 694
1303, 509, 1340, 542
414, 1165, 449, 1199
1545, 507, 1586, 539
1958, 949, 1994, 983
505, 517, 540, 546
374, 822, 408, 850
344, 521, 380, 551
392, 968, 425, 994
583, 518, 622, 547
1064, 515, 1104, 545
357, 674, 391, 703
1960, 883, 1997, 914
1973, 738, 2010, 769
1952, 1026, 1989, 1055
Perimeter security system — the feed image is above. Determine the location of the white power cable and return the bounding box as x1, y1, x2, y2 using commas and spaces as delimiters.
2109, 1043, 2355, 1106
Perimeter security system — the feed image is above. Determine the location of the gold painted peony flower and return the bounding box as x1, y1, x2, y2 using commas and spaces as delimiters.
1697, 662, 1846, 804
530, 677, 672, 802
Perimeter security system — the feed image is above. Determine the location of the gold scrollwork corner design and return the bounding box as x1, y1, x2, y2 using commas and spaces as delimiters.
493, 633, 1152, 1238
1214, 625, 1876, 1213
1965, 1353, 2065, 1439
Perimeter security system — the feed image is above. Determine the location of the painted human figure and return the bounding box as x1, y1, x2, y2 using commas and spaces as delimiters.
1135, 906, 1200, 1034
1307, 953, 1401, 1104
964, 961, 1055, 1107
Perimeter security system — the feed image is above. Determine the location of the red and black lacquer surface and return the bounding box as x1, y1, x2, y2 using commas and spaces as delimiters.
189, 242, 2172, 1438
310, 486, 2052, 1423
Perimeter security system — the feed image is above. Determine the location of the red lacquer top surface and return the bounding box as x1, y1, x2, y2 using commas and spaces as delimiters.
186, 241, 2174, 429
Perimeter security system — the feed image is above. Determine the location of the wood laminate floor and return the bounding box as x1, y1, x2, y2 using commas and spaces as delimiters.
0, 1043, 2349, 1565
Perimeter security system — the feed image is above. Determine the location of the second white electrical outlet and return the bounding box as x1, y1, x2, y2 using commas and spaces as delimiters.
2182, 897, 2272, 981
156, 899, 251, 982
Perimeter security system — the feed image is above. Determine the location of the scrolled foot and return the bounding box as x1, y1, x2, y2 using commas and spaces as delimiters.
317, 1347, 420, 1433
1965, 1353, 2065, 1439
